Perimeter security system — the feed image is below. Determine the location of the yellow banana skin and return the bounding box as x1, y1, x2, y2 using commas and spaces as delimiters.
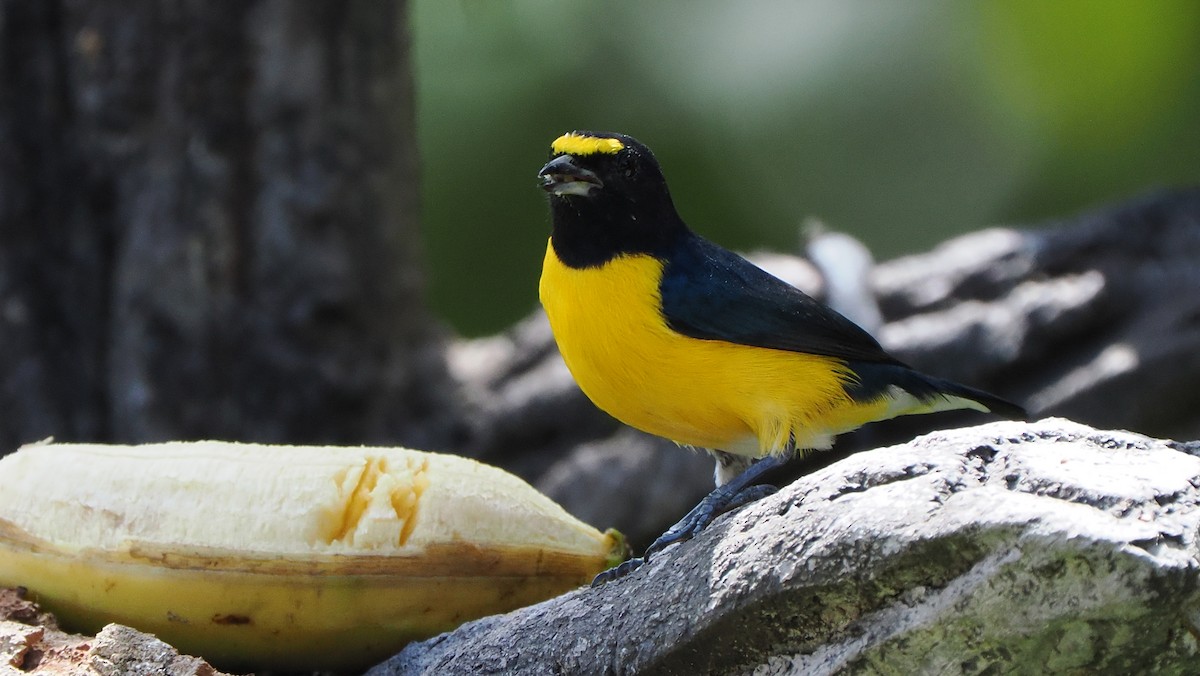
0, 441, 626, 672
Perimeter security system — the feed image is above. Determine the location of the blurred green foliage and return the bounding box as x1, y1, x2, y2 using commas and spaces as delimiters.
412, 1, 1200, 336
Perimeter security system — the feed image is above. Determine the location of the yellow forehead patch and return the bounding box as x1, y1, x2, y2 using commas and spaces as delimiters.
551, 133, 624, 157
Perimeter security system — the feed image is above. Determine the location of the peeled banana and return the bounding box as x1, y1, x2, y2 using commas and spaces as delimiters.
0, 441, 625, 672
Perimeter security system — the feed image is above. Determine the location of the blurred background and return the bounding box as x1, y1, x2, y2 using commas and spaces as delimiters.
412, 0, 1200, 336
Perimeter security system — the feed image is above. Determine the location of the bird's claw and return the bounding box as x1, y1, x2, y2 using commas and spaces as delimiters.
591, 557, 645, 586
643, 504, 711, 560
591, 481, 782, 586
643, 483, 779, 558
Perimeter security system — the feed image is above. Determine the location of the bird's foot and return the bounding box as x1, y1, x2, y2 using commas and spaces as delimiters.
591, 480, 780, 586
591, 556, 646, 586
644, 483, 779, 559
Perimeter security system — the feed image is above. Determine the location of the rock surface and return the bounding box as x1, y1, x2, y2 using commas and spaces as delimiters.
873, 188, 1200, 442
369, 419, 1200, 675
0, 589, 229, 676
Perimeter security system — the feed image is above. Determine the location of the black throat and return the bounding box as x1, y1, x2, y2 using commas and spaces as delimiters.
548, 195, 690, 269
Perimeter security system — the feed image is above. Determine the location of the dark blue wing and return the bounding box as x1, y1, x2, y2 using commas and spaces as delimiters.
656, 235, 1027, 418
658, 235, 902, 365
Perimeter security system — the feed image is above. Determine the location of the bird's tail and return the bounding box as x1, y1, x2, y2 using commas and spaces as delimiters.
922, 376, 1027, 420
847, 362, 1027, 421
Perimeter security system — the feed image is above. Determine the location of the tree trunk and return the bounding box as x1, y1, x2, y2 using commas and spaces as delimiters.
0, 1, 447, 451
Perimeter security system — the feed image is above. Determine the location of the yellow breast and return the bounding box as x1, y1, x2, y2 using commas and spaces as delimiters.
538, 240, 887, 457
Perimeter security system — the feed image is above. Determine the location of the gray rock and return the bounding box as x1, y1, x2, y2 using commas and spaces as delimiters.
89, 624, 227, 676
369, 418, 1200, 675
874, 188, 1200, 441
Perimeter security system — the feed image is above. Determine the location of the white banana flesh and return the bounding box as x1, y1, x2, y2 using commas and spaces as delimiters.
0, 441, 625, 672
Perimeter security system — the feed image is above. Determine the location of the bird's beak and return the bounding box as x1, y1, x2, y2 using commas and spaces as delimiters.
538, 155, 603, 197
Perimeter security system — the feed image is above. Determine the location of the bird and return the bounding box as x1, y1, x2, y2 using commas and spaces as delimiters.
536, 131, 1025, 585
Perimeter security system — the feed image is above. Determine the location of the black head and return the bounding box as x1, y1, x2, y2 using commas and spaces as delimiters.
538, 131, 689, 268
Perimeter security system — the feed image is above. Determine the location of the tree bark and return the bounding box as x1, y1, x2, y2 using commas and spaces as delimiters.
0, 1, 447, 451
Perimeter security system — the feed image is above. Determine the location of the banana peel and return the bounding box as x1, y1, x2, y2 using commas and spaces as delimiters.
0, 441, 626, 672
